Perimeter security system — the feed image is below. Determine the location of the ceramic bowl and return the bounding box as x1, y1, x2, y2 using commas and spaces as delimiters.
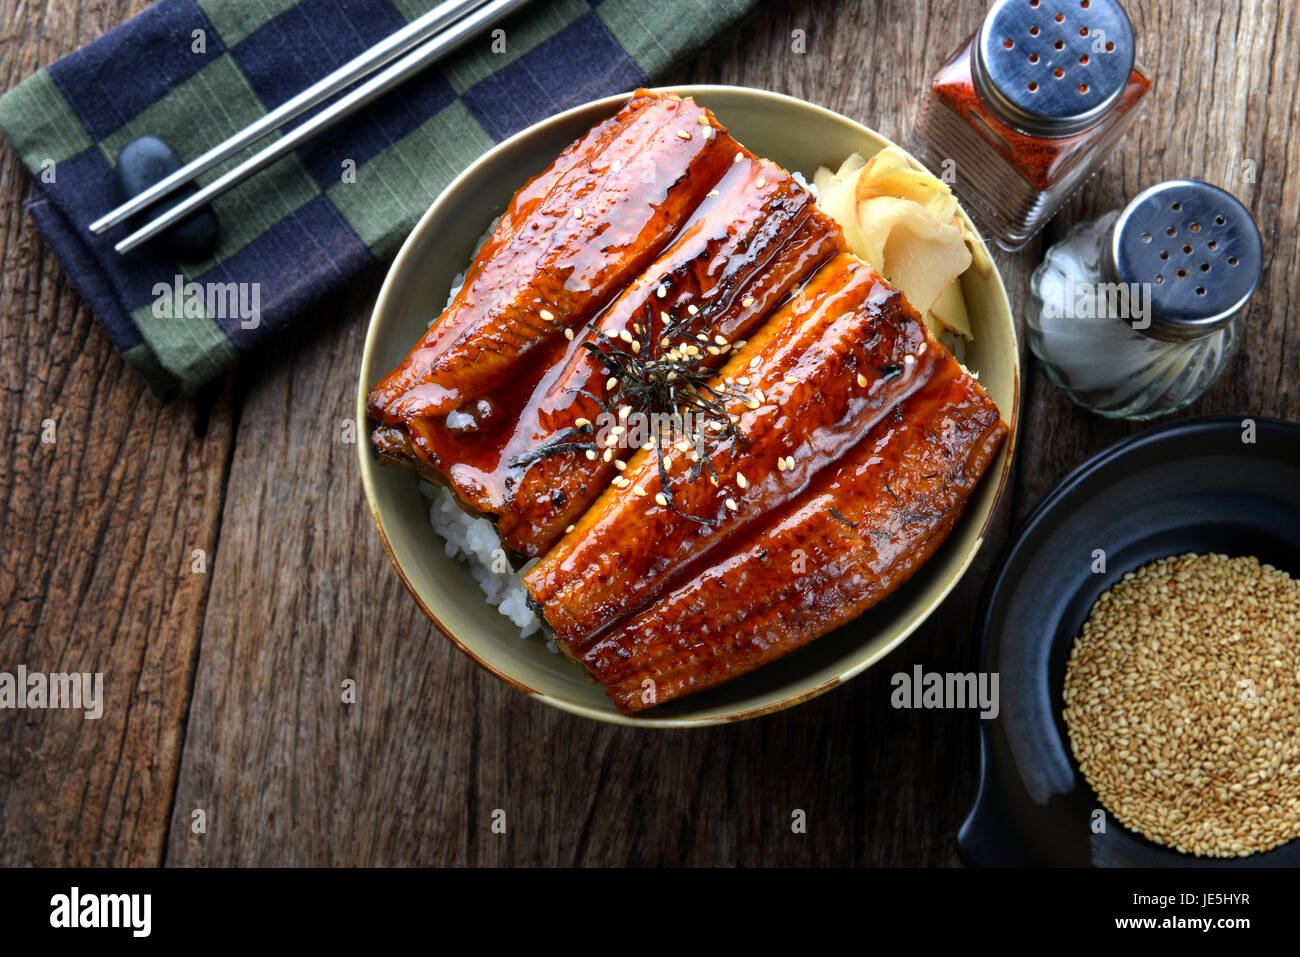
357, 85, 1021, 726
961, 416, 1300, 866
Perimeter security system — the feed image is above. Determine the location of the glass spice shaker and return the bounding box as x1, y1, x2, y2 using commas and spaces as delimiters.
914, 0, 1151, 250
1024, 180, 1263, 420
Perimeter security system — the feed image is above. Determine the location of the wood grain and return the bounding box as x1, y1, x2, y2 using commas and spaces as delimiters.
0, 0, 235, 866
1, 0, 1296, 867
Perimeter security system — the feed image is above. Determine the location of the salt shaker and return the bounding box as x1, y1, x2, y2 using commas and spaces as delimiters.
914, 0, 1150, 250
1025, 180, 1262, 420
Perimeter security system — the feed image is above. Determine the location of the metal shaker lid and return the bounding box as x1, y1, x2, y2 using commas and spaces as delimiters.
1110, 180, 1262, 340
974, 0, 1136, 136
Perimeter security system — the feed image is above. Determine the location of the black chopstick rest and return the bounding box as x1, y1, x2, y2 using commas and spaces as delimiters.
114, 135, 219, 260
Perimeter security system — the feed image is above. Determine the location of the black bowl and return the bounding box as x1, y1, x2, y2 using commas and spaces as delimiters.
960, 415, 1300, 867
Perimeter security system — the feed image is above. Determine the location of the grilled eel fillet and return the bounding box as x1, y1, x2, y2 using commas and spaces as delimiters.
523, 252, 944, 649
370, 141, 842, 558
367, 89, 740, 429
493, 156, 843, 556
581, 349, 1005, 712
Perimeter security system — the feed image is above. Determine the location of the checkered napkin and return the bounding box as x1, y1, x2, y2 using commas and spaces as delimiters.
0, 0, 757, 395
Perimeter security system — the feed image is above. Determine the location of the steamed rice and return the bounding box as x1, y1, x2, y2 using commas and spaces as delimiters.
418, 481, 548, 643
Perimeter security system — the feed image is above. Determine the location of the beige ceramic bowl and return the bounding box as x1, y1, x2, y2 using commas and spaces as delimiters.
357, 85, 1020, 726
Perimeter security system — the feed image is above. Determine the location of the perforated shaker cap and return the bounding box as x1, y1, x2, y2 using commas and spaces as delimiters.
974, 0, 1136, 136
1109, 181, 1263, 340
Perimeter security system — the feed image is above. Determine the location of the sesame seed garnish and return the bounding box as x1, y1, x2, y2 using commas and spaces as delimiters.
737, 472, 748, 489
564, 328, 574, 341
697, 115, 710, 126
656, 285, 667, 299
733, 340, 747, 349
606, 377, 619, 391
573, 207, 584, 219
736, 376, 750, 386
713, 335, 727, 346
1063, 553, 1300, 858
904, 353, 916, 365
856, 373, 869, 387
660, 337, 671, 348
614, 459, 627, 471
662, 455, 674, 471
677, 130, 691, 140
784, 455, 795, 470
633, 484, 647, 497
631, 340, 641, 354
696, 333, 709, 342
575, 417, 591, 427
749, 357, 761, 369
709, 475, 719, 487
539, 308, 555, 321
784, 375, 799, 385
754, 389, 766, 403
642, 442, 654, 452
756, 177, 767, 188
675, 439, 691, 453
660, 311, 670, 324
746, 397, 760, 410
585, 450, 596, 460
565, 524, 575, 534
705, 346, 720, 356
618, 405, 631, 419
707, 189, 720, 197
603, 448, 613, 462
611, 159, 623, 173
619, 330, 633, 343
734, 151, 743, 162
654, 492, 668, 506
610, 425, 626, 435
687, 304, 698, 316
778, 458, 787, 472
613, 476, 630, 488
725, 498, 738, 511
741, 297, 756, 308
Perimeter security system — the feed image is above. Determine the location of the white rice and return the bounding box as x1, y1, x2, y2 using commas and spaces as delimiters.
790, 168, 818, 202
417, 481, 546, 642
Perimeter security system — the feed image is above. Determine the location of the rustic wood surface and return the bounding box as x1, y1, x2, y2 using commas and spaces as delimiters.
1, 0, 1296, 866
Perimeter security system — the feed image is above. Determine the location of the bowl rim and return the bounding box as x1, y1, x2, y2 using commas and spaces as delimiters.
356, 84, 1022, 727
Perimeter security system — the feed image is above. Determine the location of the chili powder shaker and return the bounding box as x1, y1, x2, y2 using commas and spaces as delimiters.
914, 0, 1150, 250
1025, 181, 1263, 420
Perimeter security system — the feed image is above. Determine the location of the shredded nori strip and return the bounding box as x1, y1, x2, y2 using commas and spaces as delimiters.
511, 304, 755, 524
829, 507, 855, 527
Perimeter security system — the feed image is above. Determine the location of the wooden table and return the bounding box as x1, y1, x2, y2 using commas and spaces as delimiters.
2, 0, 1296, 867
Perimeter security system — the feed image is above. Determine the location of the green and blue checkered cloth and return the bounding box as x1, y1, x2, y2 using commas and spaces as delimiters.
0, 0, 757, 395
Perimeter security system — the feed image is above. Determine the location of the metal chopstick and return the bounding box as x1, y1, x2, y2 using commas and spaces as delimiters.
93, 0, 514, 243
